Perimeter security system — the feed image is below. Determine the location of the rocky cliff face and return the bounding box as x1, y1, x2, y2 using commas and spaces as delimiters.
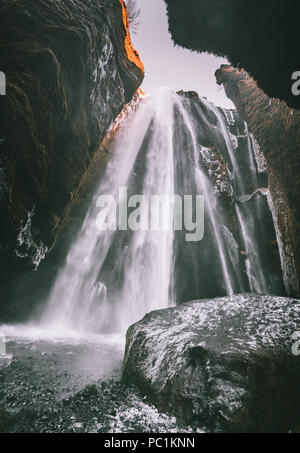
215, 65, 300, 297
0, 0, 144, 319
163, 0, 300, 109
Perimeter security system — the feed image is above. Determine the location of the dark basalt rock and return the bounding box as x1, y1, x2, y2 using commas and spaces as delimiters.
122, 294, 300, 433
215, 65, 300, 298
0, 0, 144, 319
177, 90, 200, 101
163, 0, 300, 109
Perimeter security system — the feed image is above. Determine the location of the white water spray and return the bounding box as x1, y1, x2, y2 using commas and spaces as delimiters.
40, 89, 177, 334
40, 88, 280, 335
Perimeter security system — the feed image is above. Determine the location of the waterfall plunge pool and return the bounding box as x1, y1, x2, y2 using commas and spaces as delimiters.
0, 89, 286, 433
0, 325, 199, 433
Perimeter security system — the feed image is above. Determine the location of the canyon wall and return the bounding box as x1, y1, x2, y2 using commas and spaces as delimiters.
162, 0, 300, 294
163, 0, 300, 109
215, 65, 300, 297
0, 0, 144, 319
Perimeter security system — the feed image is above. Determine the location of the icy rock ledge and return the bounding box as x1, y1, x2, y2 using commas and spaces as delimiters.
122, 294, 300, 433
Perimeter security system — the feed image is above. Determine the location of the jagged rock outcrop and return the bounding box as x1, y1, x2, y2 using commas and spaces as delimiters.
0, 0, 144, 319
215, 65, 300, 297
163, 0, 300, 109
122, 294, 300, 433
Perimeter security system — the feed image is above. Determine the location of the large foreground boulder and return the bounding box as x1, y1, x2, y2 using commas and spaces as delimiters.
122, 294, 300, 433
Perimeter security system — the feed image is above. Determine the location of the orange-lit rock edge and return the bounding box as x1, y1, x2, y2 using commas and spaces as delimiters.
53, 89, 146, 250
53, 2, 146, 251
119, 0, 145, 74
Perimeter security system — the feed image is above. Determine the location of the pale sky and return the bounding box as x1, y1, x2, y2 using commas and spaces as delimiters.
131, 0, 234, 109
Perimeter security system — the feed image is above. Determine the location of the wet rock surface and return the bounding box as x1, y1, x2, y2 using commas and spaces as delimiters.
172, 93, 284, 301
0, 0, 144, 319
122, 294, 300, 433
215, 65, 300, 297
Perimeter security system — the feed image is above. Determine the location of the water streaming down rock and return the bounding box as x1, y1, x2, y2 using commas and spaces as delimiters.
40, 88, 284, 335
201, 105, 269, 294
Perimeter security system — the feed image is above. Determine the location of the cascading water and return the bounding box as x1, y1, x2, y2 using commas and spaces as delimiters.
40, 88, 176, 334
197, 103, 269, 294
39, 87, 284, 335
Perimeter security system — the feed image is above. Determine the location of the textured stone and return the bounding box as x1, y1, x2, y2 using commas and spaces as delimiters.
0, 0, 144, 318
122, 294, 300, 433
215, 65, 300, 297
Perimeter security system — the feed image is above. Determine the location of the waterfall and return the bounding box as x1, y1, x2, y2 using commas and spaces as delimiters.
40, 87, 284, 335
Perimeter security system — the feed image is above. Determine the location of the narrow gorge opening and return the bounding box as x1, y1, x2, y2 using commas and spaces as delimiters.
129, 0, 233, 109
31, 0, 284, 337
1, 0, 299, 435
